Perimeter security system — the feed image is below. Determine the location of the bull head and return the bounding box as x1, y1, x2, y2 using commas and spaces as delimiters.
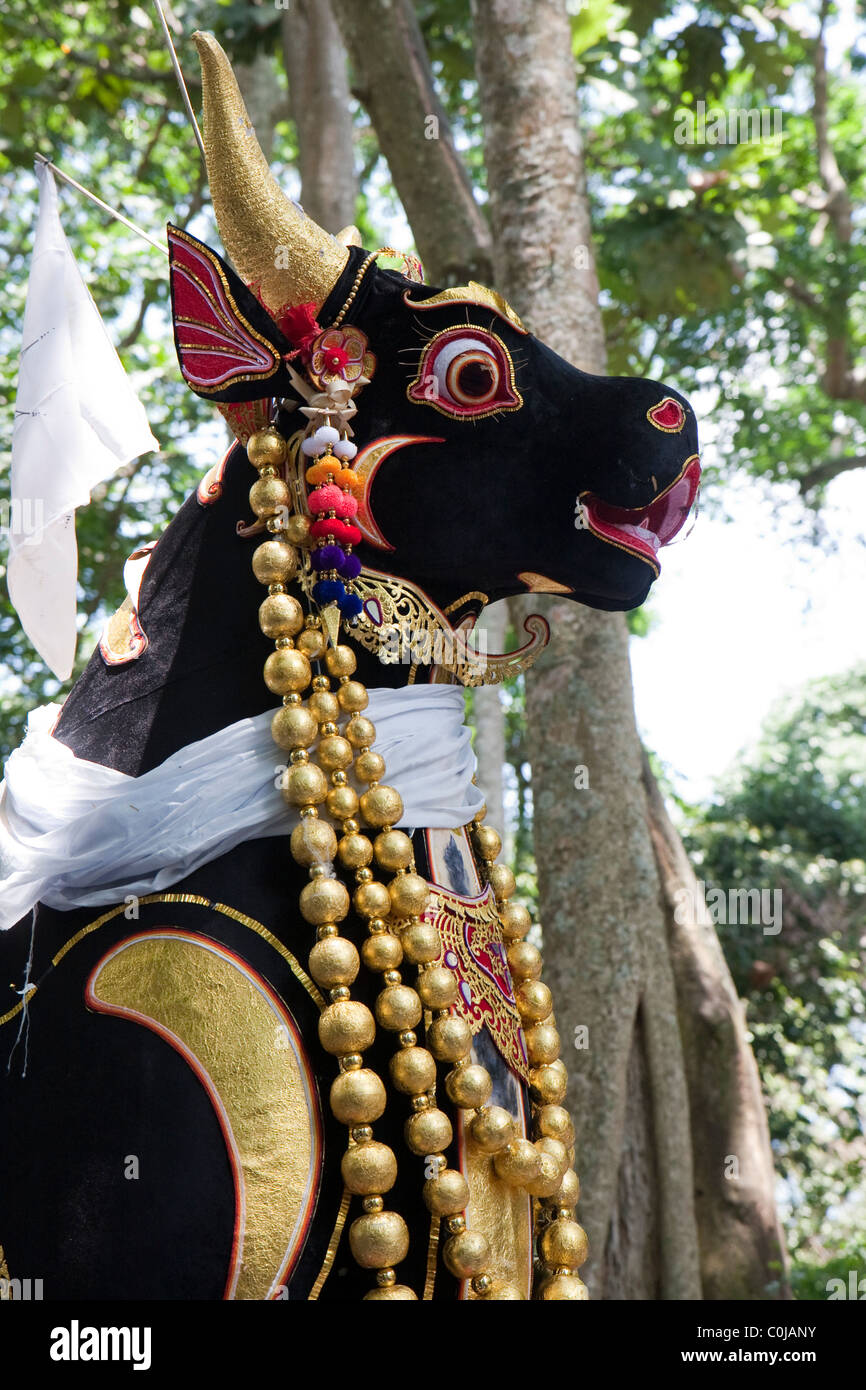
175, 34, 699, 631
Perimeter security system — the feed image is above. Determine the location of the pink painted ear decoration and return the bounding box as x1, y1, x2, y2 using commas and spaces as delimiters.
647, 396, 686, 433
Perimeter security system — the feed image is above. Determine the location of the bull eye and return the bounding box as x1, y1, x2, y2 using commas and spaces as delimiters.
407, 325, 523, 418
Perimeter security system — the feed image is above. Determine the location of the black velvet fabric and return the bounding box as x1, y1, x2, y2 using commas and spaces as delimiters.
0, 243, 699, 1300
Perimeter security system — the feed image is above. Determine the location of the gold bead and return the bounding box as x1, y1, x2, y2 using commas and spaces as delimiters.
283, 762, 328, 807
349, 1211, 409, 1269
326, 785, 359, 822
316, 924, 339, 940
388, 872, 430, 918
401, 921, 441, 964
344, 818, 360, 834
447, 1215, 467, 1235
329, 987, 350, 1004
488, 864, 516, 901
373, 830, 414, 872
375, 984, 422, 1032
398, 1029, 417, 1047
554, 1168, 580, 1209
338, 832, 373, 870
389, 1045, 437, 1095
290, 817, 337, 866
352, 1125, 373, 1144
523, 1151, 564, 1198
499, 902, 531, 940
469, 1106, 515, 1153
362, 1195, 384, 1213
443, 1229, 490, 1279
318, 1000, 376, 1055
446, 1063, 492, 1110
325, 644, 357, 677
317, 734, 354, 771
363, 1285, 418, 1300
271, 704, 318, 751
249, 476, 290, 517
355, 867, 373, 884
376, 1267, 396, 1285
285, 513, 312, 546
353, 750, 385, 784
423, 1169, 470, 1216
308, 936, 359, 989
405, 1107, 452, 1156
524, 1022, 561, 1065
296, 627, 328, 661
529, 1059, 568, 1105
471, 1273, 492, 1295
539, 1216, 588, 1271
516, 979, 553, 1023
337, 680, 368, 713
410, 1093, 431, 1112
264, 647, 311, 695
507, 940, 543, 981
247, 426, 287, 469
341, 1141, 397, 1195
346, 716, 376, 749
353, 880, 392, 919
300, 874, 350, 927
308, 690, 340, 723
259, 592, 304, 639
535, 1105, 575, 1148
485, 1280, 524, 1301
382, 969, 402, 986
329, 1068, 387, 1125
359, 784, 403, 829
361, 932, 403, 974
417, 965, 458, 1011
539, 1272, 589, 1301
428, 1014, 472, 1062
493, 1138, 542, 1187
340, 1053, 363, 1071
252, 538, 299, 586
473, 825, 502, 861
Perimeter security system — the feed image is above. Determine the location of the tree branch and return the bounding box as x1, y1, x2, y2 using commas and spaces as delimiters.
798, 453, 866, 494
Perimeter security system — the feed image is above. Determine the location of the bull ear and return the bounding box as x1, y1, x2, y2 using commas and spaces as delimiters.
193, 31, 349, 316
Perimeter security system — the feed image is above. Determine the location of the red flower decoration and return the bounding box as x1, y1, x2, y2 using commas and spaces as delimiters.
308, 326, 372, 389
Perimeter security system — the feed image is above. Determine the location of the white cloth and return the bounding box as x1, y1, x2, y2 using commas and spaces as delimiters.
0, 685, 482, 930
8, 163, 158, 680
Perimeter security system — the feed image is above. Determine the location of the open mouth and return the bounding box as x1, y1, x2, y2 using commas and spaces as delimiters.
580, 455, 701, 571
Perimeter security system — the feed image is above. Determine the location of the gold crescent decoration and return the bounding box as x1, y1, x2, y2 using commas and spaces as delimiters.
85, 929, 322, 1301
403, 283, 527, 334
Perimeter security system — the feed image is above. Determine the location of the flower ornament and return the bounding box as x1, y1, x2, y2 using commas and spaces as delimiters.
308, 325, 375, 391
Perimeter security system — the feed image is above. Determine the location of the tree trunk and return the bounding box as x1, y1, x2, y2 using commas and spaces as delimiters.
472, 0, 786, 1299
281, 0, 357, 233
329, 0, 492, 284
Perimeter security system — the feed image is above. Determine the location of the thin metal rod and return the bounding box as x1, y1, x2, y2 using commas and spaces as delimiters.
152, 0, 207, 166
34, 154, 168, 257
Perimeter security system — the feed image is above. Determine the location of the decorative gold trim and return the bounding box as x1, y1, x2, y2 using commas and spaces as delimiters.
403, 283, 527, 334
423, 1211, 441, 1300
308, 1185, 352, 1300
443, 591, 489, 615
0, 894, 325, 1032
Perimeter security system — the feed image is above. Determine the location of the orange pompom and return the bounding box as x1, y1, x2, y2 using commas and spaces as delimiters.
306, 461, 338, 486
338, 469, 363, 492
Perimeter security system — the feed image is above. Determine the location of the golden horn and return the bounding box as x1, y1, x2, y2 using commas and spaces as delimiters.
193, 31, 349, 314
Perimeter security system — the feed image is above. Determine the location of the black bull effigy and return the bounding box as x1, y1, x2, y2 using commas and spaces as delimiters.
0, 34, 700, 1301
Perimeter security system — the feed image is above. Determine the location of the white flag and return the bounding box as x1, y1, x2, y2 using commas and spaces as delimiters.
8, 163, 159, 680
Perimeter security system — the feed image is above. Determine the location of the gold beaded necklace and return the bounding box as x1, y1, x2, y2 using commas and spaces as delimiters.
242, 310, 590, 1298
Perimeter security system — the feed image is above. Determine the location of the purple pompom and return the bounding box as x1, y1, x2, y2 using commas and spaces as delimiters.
338, 553, 362, 580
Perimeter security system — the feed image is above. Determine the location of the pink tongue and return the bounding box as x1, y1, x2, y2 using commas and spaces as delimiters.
652, 478, 693, 544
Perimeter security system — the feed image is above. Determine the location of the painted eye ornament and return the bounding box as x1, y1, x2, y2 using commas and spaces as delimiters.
407, 325, 523, 419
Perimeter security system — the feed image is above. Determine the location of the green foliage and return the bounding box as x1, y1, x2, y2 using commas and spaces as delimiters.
683, 667, 866, 1293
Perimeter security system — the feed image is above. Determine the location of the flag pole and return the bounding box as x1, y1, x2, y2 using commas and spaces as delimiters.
152, 0, 207, 168
33, 154, 168, 257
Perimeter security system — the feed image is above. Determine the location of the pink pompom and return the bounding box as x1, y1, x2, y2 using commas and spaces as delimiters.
335, 493, 359, 518
308, 483, 343, 513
